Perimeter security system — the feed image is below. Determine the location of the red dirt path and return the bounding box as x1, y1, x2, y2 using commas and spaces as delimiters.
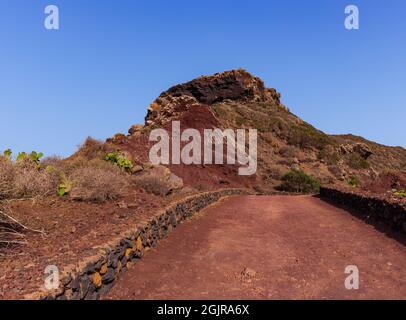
106, 195, 406, 300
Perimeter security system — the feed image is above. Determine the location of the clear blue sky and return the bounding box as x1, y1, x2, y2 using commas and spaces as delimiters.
1, 0, 405, 157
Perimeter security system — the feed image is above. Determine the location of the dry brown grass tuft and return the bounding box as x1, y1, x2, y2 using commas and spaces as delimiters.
0, 158, 15, 199
132, 166, 183, 196
75, 137, 114, 161
0, 207, 26, 250
133, 174, 172, 196
69, 165, 128, 203
13, 158, 57, 199
0, 157, 57, 200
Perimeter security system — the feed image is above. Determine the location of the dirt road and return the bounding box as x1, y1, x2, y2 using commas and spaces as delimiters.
106, 195, 406, 300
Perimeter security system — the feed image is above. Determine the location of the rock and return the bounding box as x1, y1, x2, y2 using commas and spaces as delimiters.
106, 133, 127, 144
165, 69, 274, 105
107, 251, 119, 268
101, 268, 116, 284
168, 173, 184, 191
340, 143, 373, 159
353, 143, 373, 159
144, 69, 281, 126
79, 276, 92, 299
99, 263, 108, 275
242, 267, 257, 278
128, 124, 143, 135
117, 202, 128, 209
137, 165, 183, 194
135, 236, 144, 251
92, 272, 102, 289
83, 263, 95, 274
291, 164, 300, 171
132, 165, 143, 173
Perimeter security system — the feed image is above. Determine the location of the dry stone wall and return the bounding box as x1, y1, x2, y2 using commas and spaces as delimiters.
320, 187, 406, 235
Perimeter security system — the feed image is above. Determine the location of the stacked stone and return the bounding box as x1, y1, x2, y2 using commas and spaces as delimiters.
320, 187, 406, 234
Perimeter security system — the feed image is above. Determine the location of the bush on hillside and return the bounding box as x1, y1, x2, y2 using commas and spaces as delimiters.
132, 166, 183, 196
0, 153, 57, 199
348, 176, 359, 187
288, 124, 331, 150
277, 169, 321, 193
0, 157, 15, 199
347, 153, 370, 169
75, 137, 114, 160
69, 165, 128, 203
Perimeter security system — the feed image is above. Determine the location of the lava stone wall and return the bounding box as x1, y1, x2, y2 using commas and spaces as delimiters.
320, 187, 406, 235
36, 189, 249, 300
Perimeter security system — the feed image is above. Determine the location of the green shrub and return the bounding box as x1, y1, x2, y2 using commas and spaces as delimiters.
348, 176, 359, 187
16, 151, 44, 167
16, 152, 27, 163
393, 189, 406, 198
105, 152, 134, 173
347, 153, 369, 169
212, 105, 227, 119
235, 116, 245, 126
57, 173, 72, 197
3, 149, 12, 160
277, 169, 321, 193
317, 148, 340, 165
288, 123, 331, 150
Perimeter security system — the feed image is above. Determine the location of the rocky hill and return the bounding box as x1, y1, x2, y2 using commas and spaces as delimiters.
107, 69, 406, 193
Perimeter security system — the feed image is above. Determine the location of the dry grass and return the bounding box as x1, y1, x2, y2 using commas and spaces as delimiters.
1, 147, 132, 203
13, 159, 57, 199
69, 165, 128, 203
0, 205, 26, 252
132, 173, 172, 196
0, 157, 57, 200
132, 166, 183, 196
0, 158, 14, 199
74, 137, 114, 161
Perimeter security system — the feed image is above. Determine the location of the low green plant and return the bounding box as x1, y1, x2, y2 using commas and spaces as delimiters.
393, 189, 406, 198
15, 151, 43, 165
347, 153, 369, 169
105, 152, 134, 173
317, 148, 340, 165
57, 173, 72, 197
348, 176, 359, 187
277, 169, 321, 193
288, 123, 332, 150
29, 151, 44, 164
3, 149, 12, 160
235, 116, 244, 126
16, 152, 27, 163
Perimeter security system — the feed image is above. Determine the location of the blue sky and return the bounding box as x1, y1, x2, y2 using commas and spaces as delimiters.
0, 0, 405, 157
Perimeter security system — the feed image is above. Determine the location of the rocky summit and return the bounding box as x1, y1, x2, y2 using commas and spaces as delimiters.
111, 69, 406, 193
145, 69, 282, 126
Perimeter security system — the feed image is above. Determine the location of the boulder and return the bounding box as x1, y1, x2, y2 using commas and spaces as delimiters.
128, 124, 144, 136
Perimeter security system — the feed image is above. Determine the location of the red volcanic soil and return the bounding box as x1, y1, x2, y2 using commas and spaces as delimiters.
363, 171, 406, 194
0, 190, 189, 300
106, 195, 406, 300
